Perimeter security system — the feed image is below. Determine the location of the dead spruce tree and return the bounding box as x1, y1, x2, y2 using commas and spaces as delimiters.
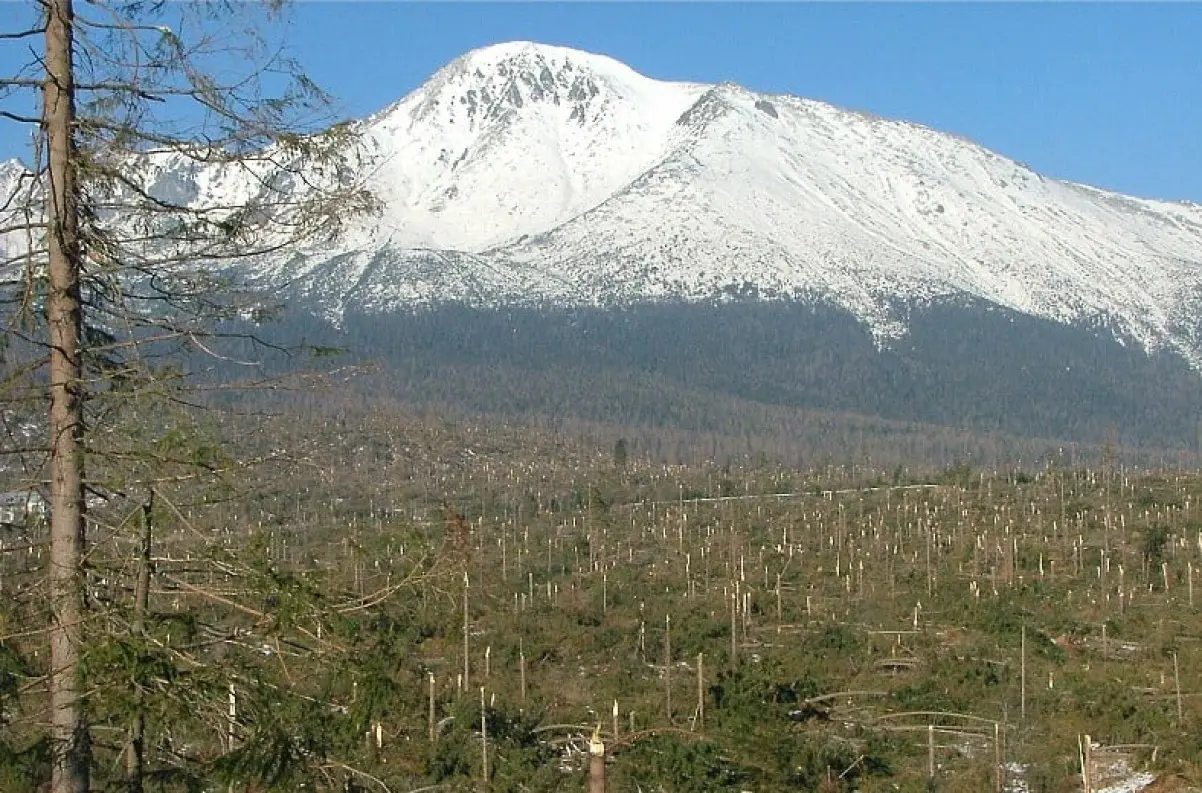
0, 1, 376, 790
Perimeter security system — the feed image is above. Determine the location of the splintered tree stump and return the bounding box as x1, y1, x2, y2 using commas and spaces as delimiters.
588, 727, 605, 793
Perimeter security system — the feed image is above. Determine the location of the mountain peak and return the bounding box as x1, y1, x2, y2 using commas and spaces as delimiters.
445, 41, 658, 87
110, 42, 1202, 371
400, 41, 697, 131
451, 41, 621, 71
356, 42, 705, 251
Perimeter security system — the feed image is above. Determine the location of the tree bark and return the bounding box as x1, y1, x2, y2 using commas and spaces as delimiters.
588, 728, 605, 793
43, 0, 89, 789
126, 494, 154, 792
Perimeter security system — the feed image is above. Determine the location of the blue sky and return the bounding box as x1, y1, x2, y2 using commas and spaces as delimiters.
3, 2, 1201, 202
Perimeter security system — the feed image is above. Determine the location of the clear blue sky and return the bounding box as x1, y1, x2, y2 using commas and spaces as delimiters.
3, 2, 1201, 202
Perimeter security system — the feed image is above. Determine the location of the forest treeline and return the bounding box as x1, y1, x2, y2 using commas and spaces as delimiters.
201, 297, 1202, 469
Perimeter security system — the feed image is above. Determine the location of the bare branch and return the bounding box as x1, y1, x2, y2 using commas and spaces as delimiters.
0, 109, 41, 124
0, 27, 46, 41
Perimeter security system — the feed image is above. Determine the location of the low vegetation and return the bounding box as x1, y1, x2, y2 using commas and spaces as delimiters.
3, 402, 1201, 791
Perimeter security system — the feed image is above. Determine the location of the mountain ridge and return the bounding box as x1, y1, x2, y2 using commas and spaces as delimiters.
302, 42, 1202, 367
4, 41, 1202, 368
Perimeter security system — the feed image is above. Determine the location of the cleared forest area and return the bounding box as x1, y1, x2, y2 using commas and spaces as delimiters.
3, 403, 1200, 792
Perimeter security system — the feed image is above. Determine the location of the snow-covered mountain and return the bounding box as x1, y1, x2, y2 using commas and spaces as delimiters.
6, 41, 1202, 367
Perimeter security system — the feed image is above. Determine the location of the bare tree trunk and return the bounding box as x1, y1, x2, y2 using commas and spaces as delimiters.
463, 572, 470, 691
43, 0, 89, 790
588, 728, 605, 793
127, 493, 154, 792
428, 674, 437, 743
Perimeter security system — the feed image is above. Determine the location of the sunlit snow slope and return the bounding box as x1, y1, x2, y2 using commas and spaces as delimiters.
6, 41, 1202, 366
351, 41, 708, 251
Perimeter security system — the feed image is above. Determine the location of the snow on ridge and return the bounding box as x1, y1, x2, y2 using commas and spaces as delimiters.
349, 41, 708, 252
301, 42, 1202, 366
5, 42, 1202, 368
0, 158, 26, 183
424, 56, 1202, 364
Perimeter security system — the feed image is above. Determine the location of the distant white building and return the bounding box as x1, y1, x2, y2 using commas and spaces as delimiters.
0, 491, 47, 524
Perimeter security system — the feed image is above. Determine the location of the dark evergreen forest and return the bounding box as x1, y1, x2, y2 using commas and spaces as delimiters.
206, 297, 1202, 468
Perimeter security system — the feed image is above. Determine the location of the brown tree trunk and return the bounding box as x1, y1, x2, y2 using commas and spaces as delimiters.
126, 494, 154, 792
588, 728, 605, 793
43, 0, 89, 790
